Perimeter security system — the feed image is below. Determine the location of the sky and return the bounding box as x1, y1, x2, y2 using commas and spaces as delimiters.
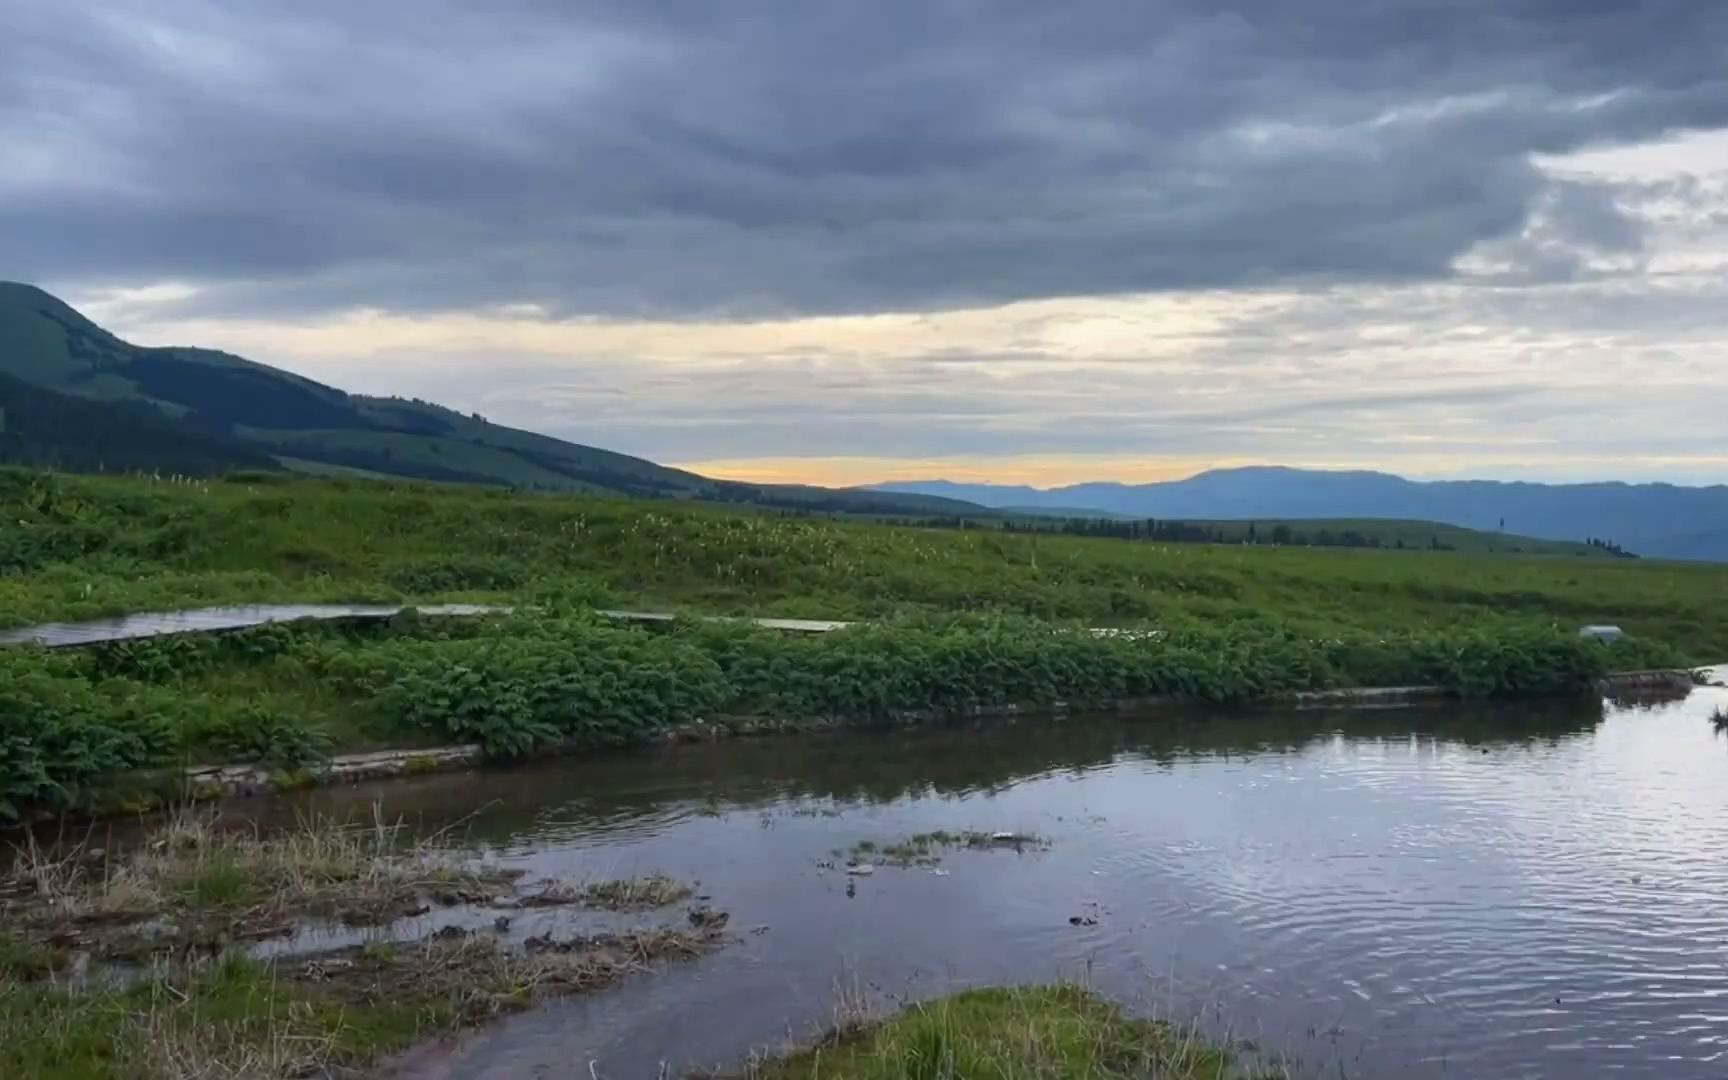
5, 0, 1727, 487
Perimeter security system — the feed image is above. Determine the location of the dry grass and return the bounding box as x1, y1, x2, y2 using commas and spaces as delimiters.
519, 874, 695, 911
2, 916, 732, 1079
0, 809, 531, 970
9, 808, 511, 923
844, 830, 1049, 868
126, 983, 344, 1080
322, 921, 728, 1005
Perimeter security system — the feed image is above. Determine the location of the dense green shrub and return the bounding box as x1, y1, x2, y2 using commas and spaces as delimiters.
4, 466, 1726, 660
0, 651, 176, 818
88, 623, 317, 683
205, 705, 331, 769
328, 619, 731, 756
0, 612, 1651, 817
384, 557, 526, 593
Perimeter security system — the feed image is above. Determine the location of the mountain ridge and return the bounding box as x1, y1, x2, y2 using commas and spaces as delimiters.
0, 281, 983, 517
876, 469, 1728, 561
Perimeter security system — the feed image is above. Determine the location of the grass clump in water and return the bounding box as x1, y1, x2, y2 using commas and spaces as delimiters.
847, 831, 1048, 867
516, 874, 695, 911
735, 985, 1249, 1079
3, 811, 521, 954
578, 875, 695, 910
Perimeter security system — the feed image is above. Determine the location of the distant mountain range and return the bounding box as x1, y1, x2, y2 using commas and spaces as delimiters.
877, 468, 1728, 561
0, 282, 977, 518
6, 281, 1720, 561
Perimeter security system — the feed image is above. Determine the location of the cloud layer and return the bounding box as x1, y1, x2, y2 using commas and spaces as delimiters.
6, 0, 1727, 317
5, 1, 1727, 483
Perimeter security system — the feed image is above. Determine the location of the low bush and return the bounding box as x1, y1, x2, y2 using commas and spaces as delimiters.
205, 705, 332, 770
0, 613, 1638, 818
383, 556, 526, 593
334, 619, 730, 756
0, 650, 177, 819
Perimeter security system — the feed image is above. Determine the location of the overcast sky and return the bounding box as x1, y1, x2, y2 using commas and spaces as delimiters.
6, 0, 1726, 486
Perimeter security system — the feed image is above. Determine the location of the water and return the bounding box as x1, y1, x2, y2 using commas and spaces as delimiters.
176, 684, 1728, 1077
0, 604, 509, 648
0, 604, 842, 648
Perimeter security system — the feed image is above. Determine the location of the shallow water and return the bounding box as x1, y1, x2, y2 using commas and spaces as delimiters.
200, 684, 1728, 1077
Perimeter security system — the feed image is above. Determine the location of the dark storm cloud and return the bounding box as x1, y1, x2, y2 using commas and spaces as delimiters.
3, 0, 1725, 317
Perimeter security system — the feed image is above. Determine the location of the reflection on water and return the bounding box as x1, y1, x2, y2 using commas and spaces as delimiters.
114, 690, 1728, 1077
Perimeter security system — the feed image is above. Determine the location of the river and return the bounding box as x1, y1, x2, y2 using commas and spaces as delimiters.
180, 679, 1728, 1078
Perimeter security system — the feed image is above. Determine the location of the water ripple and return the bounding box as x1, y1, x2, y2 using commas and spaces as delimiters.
297, 690, 1728, 1079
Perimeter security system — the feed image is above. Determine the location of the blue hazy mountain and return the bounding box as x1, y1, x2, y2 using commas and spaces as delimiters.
876, 467, 1728, 561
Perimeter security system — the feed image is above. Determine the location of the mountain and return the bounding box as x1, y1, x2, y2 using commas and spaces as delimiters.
0, 370, 279, 476
0, 282, 980, 517
878, 466, 1728, 561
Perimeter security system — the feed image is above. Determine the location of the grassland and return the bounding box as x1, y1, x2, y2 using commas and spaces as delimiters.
4, 468, 1725, 650
2, 466, 1723, 819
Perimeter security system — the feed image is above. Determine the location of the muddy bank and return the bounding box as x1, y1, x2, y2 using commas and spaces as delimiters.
1, 813, 730, 1079
0, 814, 711, 980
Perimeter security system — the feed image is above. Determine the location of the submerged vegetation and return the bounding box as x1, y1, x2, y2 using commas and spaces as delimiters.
525, 874, 695, 910
0, 813, 699, 965
0, 923, 724, 1079
735, 985, 1257, 1079
5, 812, 514, 942
0, 813, 723, 1078
844, 830, 1049, 867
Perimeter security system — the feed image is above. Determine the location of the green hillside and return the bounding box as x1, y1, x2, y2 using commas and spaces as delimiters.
0, 371, 278, 476
4, 468, 1723, 658
0, 281, 980, 517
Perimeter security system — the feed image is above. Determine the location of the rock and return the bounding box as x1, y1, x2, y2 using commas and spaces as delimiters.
844, 863, 875, 876
1068, 915, 1098, 927
494, 915, 512, 932
687, 905, 730, 931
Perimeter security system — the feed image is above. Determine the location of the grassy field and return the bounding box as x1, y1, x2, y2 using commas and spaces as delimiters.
2, 466, 1723, 819
4, 467, 1725, 651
